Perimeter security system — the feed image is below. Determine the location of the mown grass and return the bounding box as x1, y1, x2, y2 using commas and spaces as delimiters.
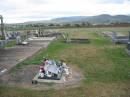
11, 38, 72, 72
1, 27, 130, 97
0, 85, 87, 97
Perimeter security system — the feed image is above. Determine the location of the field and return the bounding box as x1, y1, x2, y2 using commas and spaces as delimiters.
0, 27, 130, 97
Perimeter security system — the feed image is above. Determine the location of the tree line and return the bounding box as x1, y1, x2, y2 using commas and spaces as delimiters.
4, 22, 130, 31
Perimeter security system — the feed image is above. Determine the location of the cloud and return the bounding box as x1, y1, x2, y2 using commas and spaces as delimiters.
29, 0, 48, 4
0, 0, 130, 23
99, 0, 124, 4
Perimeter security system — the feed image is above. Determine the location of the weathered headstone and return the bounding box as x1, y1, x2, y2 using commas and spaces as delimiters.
127, 31, 130, 50
16, 32, 22, 44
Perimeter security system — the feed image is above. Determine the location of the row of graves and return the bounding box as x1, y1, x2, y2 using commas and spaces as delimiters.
27, 30, 62, 38
0, 15, 29, 47
1, 27, 89, 48
0, 31, 28, 47
28, 31, 90, 44
0, 30, 63, 48
100, 31, 130, 56
100, 31, 129, 44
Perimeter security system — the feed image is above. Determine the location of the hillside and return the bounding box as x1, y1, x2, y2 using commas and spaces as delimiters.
51, 14, 130, 24
23, 14, 130, 24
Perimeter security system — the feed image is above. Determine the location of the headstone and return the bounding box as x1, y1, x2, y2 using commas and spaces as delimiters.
0, 40, 4, 47
112, 31, 117, 38
16, 32, 22, 44
129, 31, 130, 41
127, 31, 130, 50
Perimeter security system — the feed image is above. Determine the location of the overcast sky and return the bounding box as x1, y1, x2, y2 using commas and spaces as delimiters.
0, 0, 130, 23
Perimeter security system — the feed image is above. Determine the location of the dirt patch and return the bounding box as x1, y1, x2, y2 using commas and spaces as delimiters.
0, 65, 38, 85
0, 65, 84, 90
0, 37, 55, 76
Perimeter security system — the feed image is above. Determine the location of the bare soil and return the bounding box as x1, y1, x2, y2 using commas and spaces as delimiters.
0, 65, 84, 90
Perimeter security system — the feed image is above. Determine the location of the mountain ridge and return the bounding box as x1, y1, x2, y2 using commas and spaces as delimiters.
23, 14, 130, 24
51, 14, 130, 24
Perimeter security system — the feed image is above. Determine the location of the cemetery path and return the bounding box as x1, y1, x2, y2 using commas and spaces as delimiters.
0, 37, 55, 76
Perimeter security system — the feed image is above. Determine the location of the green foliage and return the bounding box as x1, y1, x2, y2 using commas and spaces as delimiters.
4, 40, 16, 48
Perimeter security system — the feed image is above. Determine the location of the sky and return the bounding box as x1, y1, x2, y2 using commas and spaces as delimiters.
0, 0, 130, 23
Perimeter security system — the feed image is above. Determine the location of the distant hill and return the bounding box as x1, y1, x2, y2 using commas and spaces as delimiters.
51, 14, 130, 24
22, 14, 130, 24
51, 16, 87, 23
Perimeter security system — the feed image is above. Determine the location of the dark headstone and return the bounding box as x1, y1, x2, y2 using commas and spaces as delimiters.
127, 42, 130, 50
127, 31, 130, 50
129, 31, 130, 41
65, 38, 90, 44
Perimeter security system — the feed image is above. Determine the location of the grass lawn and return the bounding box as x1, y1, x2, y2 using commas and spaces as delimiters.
0, 27, 130, 97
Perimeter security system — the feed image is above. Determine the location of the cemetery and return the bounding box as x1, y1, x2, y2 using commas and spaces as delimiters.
0, 15, 129, 97
100, 31, 129, 44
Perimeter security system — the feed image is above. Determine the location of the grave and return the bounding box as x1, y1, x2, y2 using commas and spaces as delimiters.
32, 59, 71, 84
62, 32, 89, 44
100, 31, 129, 44
68, 38, 90, 44
125, 31, 130, 56
111, 32, 129, 44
